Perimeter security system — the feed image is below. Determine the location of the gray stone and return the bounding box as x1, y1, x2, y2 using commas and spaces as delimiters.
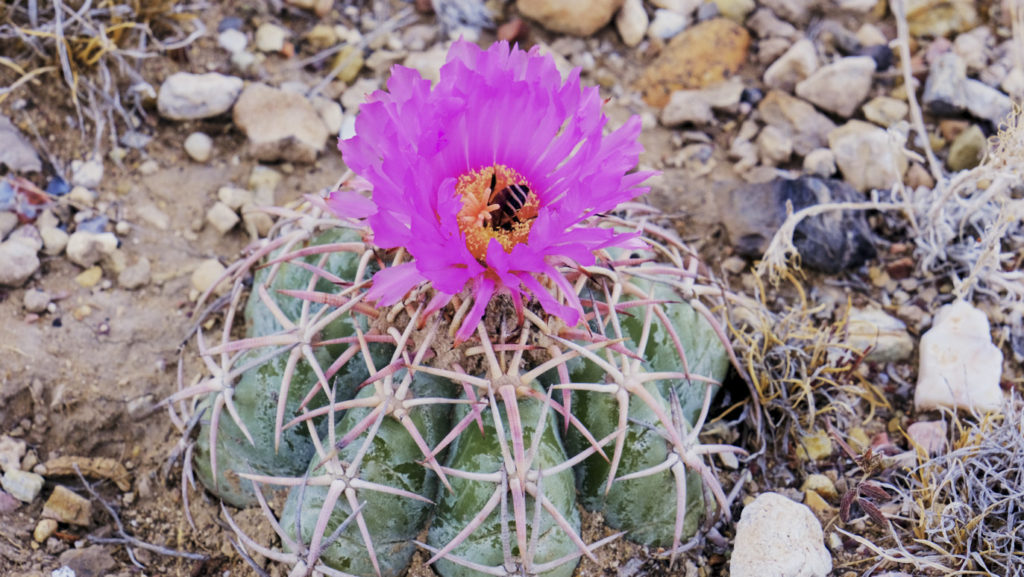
191, 258, 229, 296
661, 91, 714, 126
1, 469, 44, 502
964, 80, 1013, 126
759, 0, 814, 24
58, 546, 118, 577
616, 0, 648, 47
747, 8, 797, 39
758, 90, 836, 156
10, 224, 42, 252
184, 132, 213, 163
22, 289, 50, 313
731, 492, 832, 577
0, 239, 40, 287
923, 52, 968, 116
66, 231, 118, 268
157, 72, 244, 120
828, 120, 908, 192
233, 83, 329, 164
312, 97, 344, 135
722, 176, 876, 274
763, 38, 818, 92
0, 116, 41, 173
118, 257, 151, 290
795, 56, 875, 118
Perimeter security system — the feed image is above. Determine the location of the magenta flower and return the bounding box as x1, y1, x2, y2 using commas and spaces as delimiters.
329, 40, 651, 342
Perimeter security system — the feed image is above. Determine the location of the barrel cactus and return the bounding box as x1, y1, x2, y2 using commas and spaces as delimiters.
171, 40, 745, 577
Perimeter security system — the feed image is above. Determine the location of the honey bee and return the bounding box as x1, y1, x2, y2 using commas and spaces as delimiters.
487, 172, 532, 230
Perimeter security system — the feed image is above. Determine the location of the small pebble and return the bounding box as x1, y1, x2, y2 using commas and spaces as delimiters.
206, 202, 240, 235
118, 257, 151, 290
191, 258, 229, 295
75, 266, 103, 288
70, 157, 104, 189
255, 22, 289, 53
68, 186, 96, 208
0, 435, 26, 473
73, 304, 93, 320
34, 518, 58, 543
23, 289, 50, 313
45, 177, 70, 197
218, 28, 248, 54
76, 215, 109, 234
184, 132, 214, 163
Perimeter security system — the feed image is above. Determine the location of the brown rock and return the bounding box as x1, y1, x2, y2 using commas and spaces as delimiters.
58, 546, 117, 577
232, 83, 329, 164
517, 0, 624, 37
757, 90, 836, 156
43, 485, 92, 526
637, 19, 751, 108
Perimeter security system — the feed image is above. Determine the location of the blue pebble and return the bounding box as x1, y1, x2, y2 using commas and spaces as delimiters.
46, 177, 71, 197
77, 215, 109, 234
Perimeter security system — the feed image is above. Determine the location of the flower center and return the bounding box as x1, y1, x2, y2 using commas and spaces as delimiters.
456, 165, 539, 261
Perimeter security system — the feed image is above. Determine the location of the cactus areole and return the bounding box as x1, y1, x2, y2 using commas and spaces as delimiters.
182, 39, 741, 577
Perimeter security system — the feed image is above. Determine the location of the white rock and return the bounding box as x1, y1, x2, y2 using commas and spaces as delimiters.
757, 125, 793, 165
10, 225, 42, 253
70, 157, 104, 189
763, 38, 818, 92
758, 90, 836, 156
802, 148, 836, 176
242, 204, 275, 238
828, 120, 907, 192
22, 289, 50, 313
65, 231, 119, 268
963, 79, 1013, 126
191, 258, 229, 295
339, 114, 357, 141
184, 132, 213, 163
759, 0, 814, 24
795, 56, 876, 117
650, 0, 701, 12
0, 240, 39, 287
0, 469, 44, 503
206, 202, 240, 235
68, 185, 96, 208
218, 187, 254, 210
218, 28, 248, 54
731, 492, 832, 577
846, 307, 914, 363
0, 436, 27, 473
40, 226, 69, 256
953, 27, 990, 74
312, 97, 344, 135
157, 72, 244, 121
403, 47, 448, 85
255, 22, 289, 53
616, 0, 648, 47
915, 301, 1005, 413
648, 9, 688, 40
1001, 67, 1024, 99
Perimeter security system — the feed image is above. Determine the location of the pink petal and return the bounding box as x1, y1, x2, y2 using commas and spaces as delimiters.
366, 262, 425, 306
326, 190, 378, 219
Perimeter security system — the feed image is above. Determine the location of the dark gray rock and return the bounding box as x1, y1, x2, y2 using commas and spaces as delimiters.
722, 176, 876, 274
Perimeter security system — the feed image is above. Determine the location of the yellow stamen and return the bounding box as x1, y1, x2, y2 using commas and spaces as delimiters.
455, 165, 539, 262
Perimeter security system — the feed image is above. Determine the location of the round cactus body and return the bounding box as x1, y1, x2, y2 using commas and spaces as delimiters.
280, 371, 456, 577
428, 387, 581, 577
